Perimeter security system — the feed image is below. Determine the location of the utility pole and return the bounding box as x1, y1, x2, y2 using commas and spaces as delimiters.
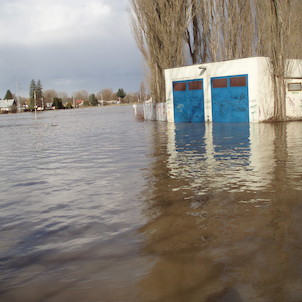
34, 90, 37, 120
16, 82, 21, 113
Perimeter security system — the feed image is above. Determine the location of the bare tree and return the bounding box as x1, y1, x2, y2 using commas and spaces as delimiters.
220, 0, 254, 60
130, 0, 190, 102
184, 0, 254, 63
138, 81, 147, 102
215, 0, 299, 120
184, 0, 202, 64
74, 90, 89, 102
57, 92, 70, 104
287, 0, 302, 60
97, 88, 115, 101
44, 89, 57, 105
205, 1, 223, 62
124, 92, 140, 103
256, 0, 292, 121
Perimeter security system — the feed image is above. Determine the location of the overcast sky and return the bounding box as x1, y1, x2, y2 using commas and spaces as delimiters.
0, 0, 144, 98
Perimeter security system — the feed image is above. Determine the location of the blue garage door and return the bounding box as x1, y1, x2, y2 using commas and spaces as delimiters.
173, 80, 204, 122
211, 75, 249, 123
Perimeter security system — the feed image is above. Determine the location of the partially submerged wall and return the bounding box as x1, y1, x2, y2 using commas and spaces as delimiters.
154, 102, 167, 121
135, 57, 302, 123
165, 57, 302, 122
165, 57, 274, 122
286, 60, 302, 120
134, 102, 167, 121
143, 102, 156, 120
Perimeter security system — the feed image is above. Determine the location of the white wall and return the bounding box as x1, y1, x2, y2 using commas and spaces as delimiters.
142, 102, 167, 121
255, 58, 275, 121
286, 79, 302, 118
200, 57, 270, 122
286, 60, 302, 119
287, 59, 302, 77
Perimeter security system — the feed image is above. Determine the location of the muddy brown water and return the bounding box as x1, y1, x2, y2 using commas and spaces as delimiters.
0, 106, 302, 302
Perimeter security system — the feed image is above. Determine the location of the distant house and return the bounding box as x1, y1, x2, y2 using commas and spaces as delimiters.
75, 99, 84, 108
44, 102, 54, 110
0, 99, 17, 112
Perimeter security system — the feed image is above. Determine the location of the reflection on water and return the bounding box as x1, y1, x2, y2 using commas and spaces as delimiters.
139, 122, 302, 302
0, 108, 302, 302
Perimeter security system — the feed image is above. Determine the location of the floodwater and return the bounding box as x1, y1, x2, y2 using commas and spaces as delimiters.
0, 106, 302, 302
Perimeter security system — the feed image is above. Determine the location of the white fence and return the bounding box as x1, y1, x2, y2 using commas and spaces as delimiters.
133, 101, 167, 121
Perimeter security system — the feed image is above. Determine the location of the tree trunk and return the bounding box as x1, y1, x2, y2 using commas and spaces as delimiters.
272, 74, 286, 121
130, 0, 189, 103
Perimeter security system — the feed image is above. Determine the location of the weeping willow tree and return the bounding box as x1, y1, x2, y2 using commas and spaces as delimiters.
255, 0, 291, 121
130, 0, 255, 101
130, 0, 190, 102
185, 0, 254, 63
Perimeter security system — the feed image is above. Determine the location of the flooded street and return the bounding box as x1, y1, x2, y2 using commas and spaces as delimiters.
0, 106, 302, 302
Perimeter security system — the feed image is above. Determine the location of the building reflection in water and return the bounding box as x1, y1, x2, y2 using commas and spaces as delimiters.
138, 122, 302, 302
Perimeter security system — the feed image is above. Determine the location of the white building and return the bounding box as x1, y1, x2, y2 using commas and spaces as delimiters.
0, 99, 17, 112
164, 57, 302, 123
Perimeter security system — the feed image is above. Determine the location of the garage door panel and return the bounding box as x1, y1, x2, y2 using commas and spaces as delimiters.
211, 75, 249, 123
173, 80, 204, 122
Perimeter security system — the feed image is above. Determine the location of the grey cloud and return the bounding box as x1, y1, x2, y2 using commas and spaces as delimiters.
0, 0, 143, 98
